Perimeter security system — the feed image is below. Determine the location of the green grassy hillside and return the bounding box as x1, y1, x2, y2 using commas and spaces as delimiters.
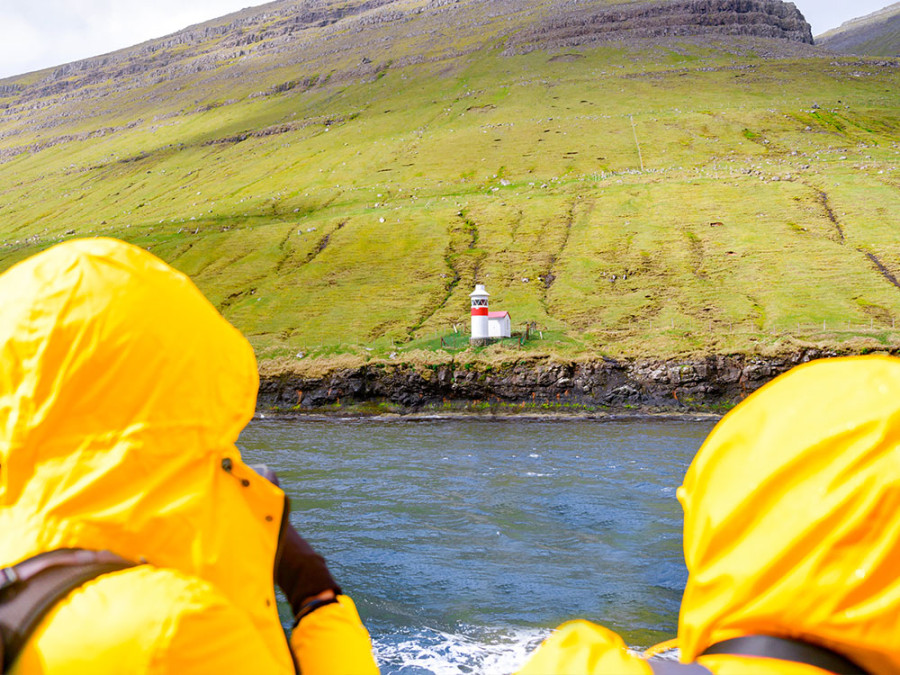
0, 0, 898, 363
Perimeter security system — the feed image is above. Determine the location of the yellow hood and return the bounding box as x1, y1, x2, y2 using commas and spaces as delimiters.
0, 238, 290, 664
677, 355, 900, 674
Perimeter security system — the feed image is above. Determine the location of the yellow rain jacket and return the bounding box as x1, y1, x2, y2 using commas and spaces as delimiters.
519, 355, 900, 674
0, 238, 378, 674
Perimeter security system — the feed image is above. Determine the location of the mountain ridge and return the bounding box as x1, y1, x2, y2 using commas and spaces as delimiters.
3, 0, 813, 93
0, 0, 819, 163
816, 2, 900, 56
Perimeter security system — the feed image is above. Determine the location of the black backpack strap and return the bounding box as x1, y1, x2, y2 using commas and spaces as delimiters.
647, 634, 869, 675
702, 636, 868, 674
0, 548, 138, 673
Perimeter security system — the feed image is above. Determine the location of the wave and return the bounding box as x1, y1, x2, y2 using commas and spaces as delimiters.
372, 625, 551, 674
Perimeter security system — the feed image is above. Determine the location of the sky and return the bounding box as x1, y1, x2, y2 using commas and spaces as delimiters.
0, 0, 896, 80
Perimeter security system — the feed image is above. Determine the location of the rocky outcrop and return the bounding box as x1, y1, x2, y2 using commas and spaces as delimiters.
509, 0, 813, 53
258, 349, 840, 412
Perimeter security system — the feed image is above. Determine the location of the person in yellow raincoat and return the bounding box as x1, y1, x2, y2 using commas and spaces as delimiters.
518, 355, 900, 675
0, 238, 379, 674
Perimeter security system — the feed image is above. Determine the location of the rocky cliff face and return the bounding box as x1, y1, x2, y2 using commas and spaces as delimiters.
258, 349, 839, 413
509, 0, 814, 53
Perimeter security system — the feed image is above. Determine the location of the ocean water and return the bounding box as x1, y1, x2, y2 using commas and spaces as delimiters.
237, 416, 714, 673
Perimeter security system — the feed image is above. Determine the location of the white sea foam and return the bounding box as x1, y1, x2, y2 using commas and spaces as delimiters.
372, 626, 550, 674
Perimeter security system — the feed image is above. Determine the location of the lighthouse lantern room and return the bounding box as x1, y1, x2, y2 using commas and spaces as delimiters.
470, 284, 490, 343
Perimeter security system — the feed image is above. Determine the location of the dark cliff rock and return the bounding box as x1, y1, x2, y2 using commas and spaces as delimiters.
509, 0, 813, 53
258, 349, 839, 413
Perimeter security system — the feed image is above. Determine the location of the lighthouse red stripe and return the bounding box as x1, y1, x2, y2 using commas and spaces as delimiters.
471, 307, 488, 316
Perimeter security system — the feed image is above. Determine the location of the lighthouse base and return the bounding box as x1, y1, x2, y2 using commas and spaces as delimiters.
469, 337, 496, 347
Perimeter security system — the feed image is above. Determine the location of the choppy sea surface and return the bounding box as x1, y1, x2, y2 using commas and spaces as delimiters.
238, 416, 714, 673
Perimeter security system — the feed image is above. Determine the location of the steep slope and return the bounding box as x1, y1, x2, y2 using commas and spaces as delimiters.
0, 0, 898, 363
816, 3, 900, 56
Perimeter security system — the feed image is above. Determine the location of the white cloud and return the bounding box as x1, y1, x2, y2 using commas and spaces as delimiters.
0, 12, 47, 77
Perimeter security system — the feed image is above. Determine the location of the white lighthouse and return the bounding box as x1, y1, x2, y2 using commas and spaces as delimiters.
470, 284, 490, 343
